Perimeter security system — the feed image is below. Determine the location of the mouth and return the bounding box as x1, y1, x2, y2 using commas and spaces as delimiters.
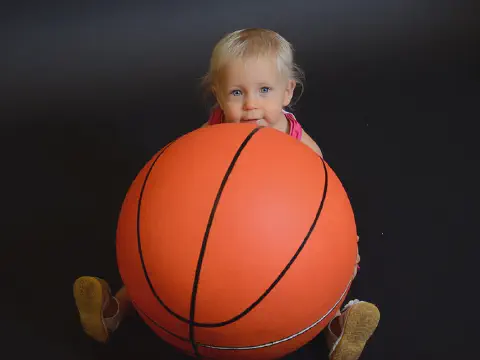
241, 119, 260, 123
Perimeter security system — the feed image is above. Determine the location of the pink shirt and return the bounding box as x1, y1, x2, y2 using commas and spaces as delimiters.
207, 107, 303, 141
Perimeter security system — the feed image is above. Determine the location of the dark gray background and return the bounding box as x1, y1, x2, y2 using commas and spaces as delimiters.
1, 1, 478, 359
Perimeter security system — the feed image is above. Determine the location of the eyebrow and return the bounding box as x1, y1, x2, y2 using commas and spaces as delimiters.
228, 82, 273, 88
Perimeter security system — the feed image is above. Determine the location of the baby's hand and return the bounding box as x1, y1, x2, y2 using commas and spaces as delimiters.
356, 235, 360, 265
354, 235, 360, 278
256, 119, 268, 127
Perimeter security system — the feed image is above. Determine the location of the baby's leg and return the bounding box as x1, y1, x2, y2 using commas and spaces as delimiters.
325, 301, 380, 360
73, 277, 132, 343
324, 236, 380, 359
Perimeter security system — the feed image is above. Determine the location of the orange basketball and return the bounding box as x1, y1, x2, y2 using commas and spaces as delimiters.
116, 123, 358, 360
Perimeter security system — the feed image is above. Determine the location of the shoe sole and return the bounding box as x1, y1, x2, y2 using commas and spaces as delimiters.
330, 302, 380, 360
73, 276, 109, 343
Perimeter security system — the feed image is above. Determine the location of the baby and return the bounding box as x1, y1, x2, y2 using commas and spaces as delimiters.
73, 28, 380, 360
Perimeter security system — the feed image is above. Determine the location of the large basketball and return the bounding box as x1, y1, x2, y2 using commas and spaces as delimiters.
116, 123, 358, 360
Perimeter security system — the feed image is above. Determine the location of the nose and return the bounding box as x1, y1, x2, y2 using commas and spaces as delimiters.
243, 94, 257, 110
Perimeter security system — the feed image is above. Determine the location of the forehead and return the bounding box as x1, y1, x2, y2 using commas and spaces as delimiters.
221, 55, 282, 86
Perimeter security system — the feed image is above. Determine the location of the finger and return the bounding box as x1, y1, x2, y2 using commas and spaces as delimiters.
256, 119, 268, 127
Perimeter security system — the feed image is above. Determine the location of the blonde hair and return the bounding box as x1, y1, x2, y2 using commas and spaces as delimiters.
202, 28, 305, 107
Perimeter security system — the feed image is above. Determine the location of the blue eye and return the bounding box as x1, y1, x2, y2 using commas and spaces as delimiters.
231, 90, 242, 96
260, 87, 271, 93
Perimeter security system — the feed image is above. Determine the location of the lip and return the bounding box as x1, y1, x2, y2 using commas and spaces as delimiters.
241, 119, 259, 123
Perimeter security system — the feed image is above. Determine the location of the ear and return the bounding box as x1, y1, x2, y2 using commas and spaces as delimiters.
211, 85, 217, 99
283, 80, 296, 107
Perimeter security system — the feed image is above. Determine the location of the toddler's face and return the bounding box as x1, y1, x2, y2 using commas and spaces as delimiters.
214, 56, 295, 130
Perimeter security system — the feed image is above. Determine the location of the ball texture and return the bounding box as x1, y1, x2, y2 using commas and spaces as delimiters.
116, 123, 357, 360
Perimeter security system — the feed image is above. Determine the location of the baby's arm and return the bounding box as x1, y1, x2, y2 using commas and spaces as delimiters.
300, 131, 361, 276
301, 130, 323, 158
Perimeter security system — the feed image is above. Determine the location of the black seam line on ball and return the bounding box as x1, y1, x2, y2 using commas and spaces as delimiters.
199, 276, 351, 350
191, 155, 329, 328
137, 131, 328, 330
133, 276, 351, 351
133, 300, 190, 341
136, 129, 263, 330
189, 126, 262, 357
136, 140, 202, 323
204, 156, 328, 325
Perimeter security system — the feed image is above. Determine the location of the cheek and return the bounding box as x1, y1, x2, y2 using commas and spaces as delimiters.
222, 103, 243, 122
262, 95, 287, 123
265, 95, 285, 112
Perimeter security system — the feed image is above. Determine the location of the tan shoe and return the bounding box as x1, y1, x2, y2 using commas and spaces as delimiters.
73, 276, 120, 343
327, 300, 380, 360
